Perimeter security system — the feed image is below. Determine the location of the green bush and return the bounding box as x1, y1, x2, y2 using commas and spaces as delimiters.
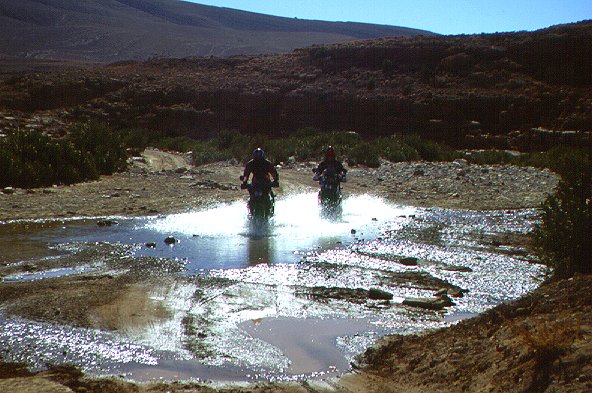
465, 150, 517, 165
68, 122, 128, 175
378, 136, 420, 162
519, 146, 590, 185
192, 142, 235, 166
179, 129, 461, 167
402, 134, 459, 161
534, 148, 591, 278
0, 122, 127, 188
121, 127, 156, 150
347, 141, 381, 167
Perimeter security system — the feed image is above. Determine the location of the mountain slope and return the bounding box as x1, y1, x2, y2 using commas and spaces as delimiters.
1, 21, 590, 150
0, 0, 433, 61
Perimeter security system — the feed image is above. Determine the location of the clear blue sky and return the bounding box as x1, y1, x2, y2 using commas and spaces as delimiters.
185, 0, 591, 35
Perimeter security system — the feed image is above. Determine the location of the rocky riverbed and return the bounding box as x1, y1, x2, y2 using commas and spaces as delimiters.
3, 150, 590, 393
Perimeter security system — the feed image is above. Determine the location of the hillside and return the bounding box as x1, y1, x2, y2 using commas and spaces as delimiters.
1, 21, 590, 149
0, 0, 431, 61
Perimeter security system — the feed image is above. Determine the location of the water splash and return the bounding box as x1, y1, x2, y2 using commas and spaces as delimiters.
137, 193, 416, 271
147, 193, 415, 238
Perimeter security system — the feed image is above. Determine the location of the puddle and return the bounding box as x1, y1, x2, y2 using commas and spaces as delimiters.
0, 193, 547, 382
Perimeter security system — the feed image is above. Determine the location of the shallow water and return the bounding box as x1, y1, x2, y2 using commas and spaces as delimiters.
0, 193, 546, 382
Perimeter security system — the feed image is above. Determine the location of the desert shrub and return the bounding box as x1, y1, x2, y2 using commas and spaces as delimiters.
121, 127, 157, 150
514, 320, 579, 391
0, 122, 128, 188
347, 141, 381, 167
214, 129, 248, 151
519, 146, 589, 185
168, 129, 463, 167
68, 122, 128, 175
379, 136, 420, 162
263, 139, 294, 164
402, 134, 459, 161
192, 141, 235, 165
465, 150, 518, 165
330, 130, 363, 147
533, 148, 591, 278
0, 129, 95, 188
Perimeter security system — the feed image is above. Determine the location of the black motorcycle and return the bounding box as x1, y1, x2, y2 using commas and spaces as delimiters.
240, 176, 278, 219
314, 168, 346, 213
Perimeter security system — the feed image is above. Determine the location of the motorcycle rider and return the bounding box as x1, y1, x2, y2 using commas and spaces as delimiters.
242, 148, 279, 191
313, 145, 347, 181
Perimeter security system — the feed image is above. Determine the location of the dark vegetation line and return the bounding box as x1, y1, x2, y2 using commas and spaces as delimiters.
1, 122, 586, 188
1, 122, 589, 278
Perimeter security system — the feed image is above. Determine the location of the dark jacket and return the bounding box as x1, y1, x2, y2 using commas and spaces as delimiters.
243, 158, 278, 183
315, 159, 347, 175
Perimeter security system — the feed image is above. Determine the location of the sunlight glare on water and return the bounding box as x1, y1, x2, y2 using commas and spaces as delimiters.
141, 193, 417, 270
148, 193, 414, 238
147, 200, 248, 237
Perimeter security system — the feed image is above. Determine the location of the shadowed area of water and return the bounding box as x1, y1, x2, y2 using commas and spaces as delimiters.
0, 193, 547, 382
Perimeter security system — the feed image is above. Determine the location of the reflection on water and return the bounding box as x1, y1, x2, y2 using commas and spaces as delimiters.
134, 194, 415, 270
0, 193, 546, 382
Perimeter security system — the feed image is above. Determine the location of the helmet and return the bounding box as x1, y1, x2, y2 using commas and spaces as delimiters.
325, 145, 336, 160
253, 148, 265, 160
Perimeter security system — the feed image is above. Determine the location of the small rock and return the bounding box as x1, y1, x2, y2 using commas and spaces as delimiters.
164, 236, 177, 245
399, 257, 418, 266
403, 295, 454, 310
435, 287, 466, 298
351, 229, 357, 235
413, 168, 425, 176
368, 288, 394, 300
145, 242, 157, 248
23, 264, 39, 272
2, 187, 15, 194
441, 264, 473, 272
97, 220, 118, 227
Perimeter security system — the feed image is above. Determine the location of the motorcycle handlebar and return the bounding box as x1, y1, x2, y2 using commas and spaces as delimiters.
240, 181, 278, 189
